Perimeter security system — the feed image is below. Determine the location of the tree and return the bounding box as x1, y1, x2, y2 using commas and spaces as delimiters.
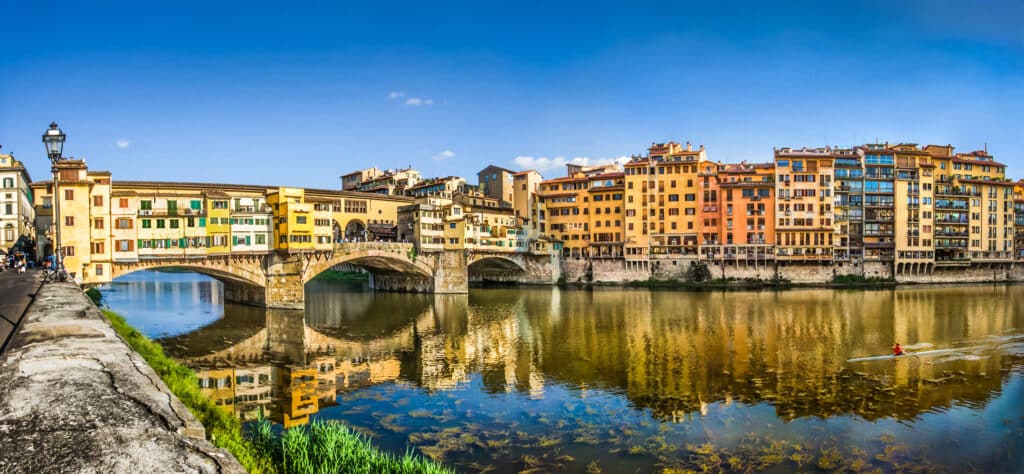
685, 261, 712, 283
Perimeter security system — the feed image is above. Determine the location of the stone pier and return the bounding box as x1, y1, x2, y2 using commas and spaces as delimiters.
0, 282, 244, 473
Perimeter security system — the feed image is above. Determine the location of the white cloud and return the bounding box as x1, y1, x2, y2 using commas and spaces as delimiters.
115, 139, 130, 149
389, 90, 434, 106
405, 97, 433, 106
512, 155, 629, 172
432, 150, 456, 161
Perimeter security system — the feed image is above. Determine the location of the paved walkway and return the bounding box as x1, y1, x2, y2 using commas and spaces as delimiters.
0, 281, 244, 473
0, 269, 43, 354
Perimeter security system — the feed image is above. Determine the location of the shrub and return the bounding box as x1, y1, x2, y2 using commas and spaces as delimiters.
684, 261, 712, 283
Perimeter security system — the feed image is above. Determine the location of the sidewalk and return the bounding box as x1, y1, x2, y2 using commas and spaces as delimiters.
0, 269, 43, 354
0, 281, 244, 473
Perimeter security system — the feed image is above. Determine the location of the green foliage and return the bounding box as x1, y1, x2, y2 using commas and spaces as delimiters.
684, 261, 712, 283
102, 310, 276, 473
85, 287, 103, 306
250, 419, 455, 474
831, 274, 895, 285
103, 310, 452, 474
768, 273, 791, 287
407, 246, 418, 262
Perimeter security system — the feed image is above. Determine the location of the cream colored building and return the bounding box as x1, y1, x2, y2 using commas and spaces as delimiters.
0, 152, 34, 250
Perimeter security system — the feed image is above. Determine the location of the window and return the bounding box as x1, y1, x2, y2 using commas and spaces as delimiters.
296, 216, 307, 224
93, 218, 104, 229
170, 219, 179, 229
65, 216, 75, 227
64, 189, 74, 200
1, 178, 12, 188
255, 234, 266, 245
119, 198, 129, 208
190, 200, 202, 210
62, 246, 75, 257
93, 195, 103, 206
95, 264, 103, 276
91, 242, 104, 253
141, 219, 152, 229
116, 240, 134, 251
156, 219, 166, 229
140, 200, 152, 210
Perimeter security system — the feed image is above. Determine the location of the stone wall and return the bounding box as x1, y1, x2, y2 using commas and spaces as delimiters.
263, 253, 305, 309
898, 264, 1022, 284
432, 250, 469, 293
562, 255, 1024, 285
0, 282, 244, 473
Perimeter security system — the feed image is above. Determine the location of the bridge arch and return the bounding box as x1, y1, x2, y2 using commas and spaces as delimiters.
301, 244, 435, 287
111, 256, 267, 289
467, 254, 526, 273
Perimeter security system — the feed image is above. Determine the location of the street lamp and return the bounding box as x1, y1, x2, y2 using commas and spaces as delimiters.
42, 122, 66, 273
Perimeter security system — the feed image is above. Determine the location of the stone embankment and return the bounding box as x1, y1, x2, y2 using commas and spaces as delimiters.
0, 282, 243, 473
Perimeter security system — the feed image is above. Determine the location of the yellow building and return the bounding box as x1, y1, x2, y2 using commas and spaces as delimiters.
1014, 181, 1024, 261
268, 187, 314, 252
511, 169, 543, 228
892, 144, 935, 272
30, 159, 113, 283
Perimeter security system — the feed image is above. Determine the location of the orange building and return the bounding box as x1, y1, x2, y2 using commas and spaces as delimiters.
535, 174, 588, 258
698, 161, 776, 263
585, 172, 625, 259
622, 142, 707, 261
773, 148, 835, 262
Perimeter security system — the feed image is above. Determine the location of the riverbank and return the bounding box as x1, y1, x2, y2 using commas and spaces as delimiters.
101, 309, 453, 474
0, 282, 244, 473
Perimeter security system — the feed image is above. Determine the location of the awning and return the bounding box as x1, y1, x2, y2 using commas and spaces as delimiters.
367, 223, 397, 237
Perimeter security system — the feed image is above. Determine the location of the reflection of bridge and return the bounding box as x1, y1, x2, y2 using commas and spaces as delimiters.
112, 242, 559, 308
171, 286, 1024, 425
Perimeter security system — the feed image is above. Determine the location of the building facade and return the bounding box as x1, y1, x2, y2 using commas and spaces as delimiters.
477, 165, 515, 206
0, 152, 34, 250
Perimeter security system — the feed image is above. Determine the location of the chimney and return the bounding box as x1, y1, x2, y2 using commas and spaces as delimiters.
686, 141, 692, 152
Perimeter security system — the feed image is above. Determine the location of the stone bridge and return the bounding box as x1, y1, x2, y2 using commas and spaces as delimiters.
110, 242, 559, 309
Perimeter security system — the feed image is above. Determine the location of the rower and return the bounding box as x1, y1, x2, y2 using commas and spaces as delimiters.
893, 343, 905, 356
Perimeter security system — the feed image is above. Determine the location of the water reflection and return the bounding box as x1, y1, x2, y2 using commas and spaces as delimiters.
103, 274, 1024, 473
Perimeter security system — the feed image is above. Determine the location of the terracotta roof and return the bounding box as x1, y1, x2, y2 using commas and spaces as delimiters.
952, 157, 1005, 167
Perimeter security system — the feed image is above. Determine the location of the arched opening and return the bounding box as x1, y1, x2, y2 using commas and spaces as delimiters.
306, 253, 434, 294
344, 219, 367, 242
110, 264, 267, 308
468, 256, 525, 285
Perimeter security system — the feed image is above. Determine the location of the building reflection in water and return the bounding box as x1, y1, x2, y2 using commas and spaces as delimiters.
168, 281, 1024, 431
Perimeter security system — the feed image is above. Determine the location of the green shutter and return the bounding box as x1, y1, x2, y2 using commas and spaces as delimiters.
199, 217, 206, 227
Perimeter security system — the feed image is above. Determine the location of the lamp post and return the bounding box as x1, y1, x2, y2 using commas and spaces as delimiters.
42, 122, 66, 272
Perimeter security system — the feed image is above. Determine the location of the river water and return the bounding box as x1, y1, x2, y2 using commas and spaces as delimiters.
101, 271, 1024, 473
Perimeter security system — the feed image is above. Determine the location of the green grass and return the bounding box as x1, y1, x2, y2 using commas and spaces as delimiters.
102, 310, 277, 473
250, 419, 455, 474
101, 309, 452, 474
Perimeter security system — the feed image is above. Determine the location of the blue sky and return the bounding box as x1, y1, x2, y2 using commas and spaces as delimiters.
1, 1, 1021, 188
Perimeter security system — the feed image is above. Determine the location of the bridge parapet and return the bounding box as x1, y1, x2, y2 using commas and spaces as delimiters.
333, 241, 416, 257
